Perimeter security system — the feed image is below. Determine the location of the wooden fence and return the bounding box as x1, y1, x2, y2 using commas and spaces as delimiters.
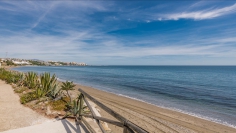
75, 88, 149, 133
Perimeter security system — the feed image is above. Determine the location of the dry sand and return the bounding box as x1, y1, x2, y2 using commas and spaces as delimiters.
0, 80, 49, 132
72, 84, 236, 133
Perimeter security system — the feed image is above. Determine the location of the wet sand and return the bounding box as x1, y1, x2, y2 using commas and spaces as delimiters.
72, 83, 236, 133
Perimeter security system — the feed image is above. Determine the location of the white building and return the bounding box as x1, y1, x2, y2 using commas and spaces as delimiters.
12, 60, 31, 65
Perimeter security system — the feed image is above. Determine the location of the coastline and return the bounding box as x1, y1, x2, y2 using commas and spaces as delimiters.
72, 82, 236, 133
9, 66, 236, 132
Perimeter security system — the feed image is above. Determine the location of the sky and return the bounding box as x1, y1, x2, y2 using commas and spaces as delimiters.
0, 0, 236, 65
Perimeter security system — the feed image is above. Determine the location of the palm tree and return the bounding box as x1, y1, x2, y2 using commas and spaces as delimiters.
61, 81, 76, 103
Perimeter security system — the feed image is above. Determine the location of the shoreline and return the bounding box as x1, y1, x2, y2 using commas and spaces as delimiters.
67, 79, 236, 129
10, 66, 236, 132
72, 82, 236, 132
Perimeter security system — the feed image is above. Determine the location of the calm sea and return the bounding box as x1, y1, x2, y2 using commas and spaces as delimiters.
12, 66, 236, 128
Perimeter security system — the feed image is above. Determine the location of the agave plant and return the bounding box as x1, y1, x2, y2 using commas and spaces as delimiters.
35, 72, 58, 98
64, 94, 90, 119
25, 72, 38, 89
16, 73, 25, 87
61, 81, 76, 103
48, 84, 62, 100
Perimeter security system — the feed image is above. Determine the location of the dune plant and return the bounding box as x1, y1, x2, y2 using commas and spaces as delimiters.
64, 94, 90, 119
16, 73, 25, 87
20, 91, 38, 104
35, 72, 58, 98
48, 85, 62, 100
36, 73, 61, 99
61, 81, 76, 103
25, 72, 38, 89
0, 69, 20, 84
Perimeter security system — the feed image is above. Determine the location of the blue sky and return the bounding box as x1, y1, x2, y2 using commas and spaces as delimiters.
0, 1, 236, 65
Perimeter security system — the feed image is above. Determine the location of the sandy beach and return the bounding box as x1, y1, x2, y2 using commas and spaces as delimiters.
1, 66, 236, 132
72, 83, 236, 133
0, 80, 49, 132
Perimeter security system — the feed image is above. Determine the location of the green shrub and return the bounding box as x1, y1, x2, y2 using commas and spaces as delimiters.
20, 92, 38, 104
0, 68, 25, 85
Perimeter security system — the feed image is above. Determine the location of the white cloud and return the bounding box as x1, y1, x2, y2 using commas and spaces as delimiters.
1, 30, 235, 61
0, 1, 236, 65
159, 3, 236, 20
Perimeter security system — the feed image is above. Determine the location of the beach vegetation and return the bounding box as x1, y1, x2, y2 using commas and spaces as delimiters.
14, 87, 28, 93
64, 94, 90, 119
20, 91, 38, 104
61, 81, 76, 103
25, 72, 38, 89
0, 68, 87, 119
0, 68, 22, 84
35, 72, 59, 98
48, 85, 62, 100
16, 73, 25, 86
49, 97, 70, 111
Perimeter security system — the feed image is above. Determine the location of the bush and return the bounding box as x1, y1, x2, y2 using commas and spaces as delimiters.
20, 92, 38, 104
0, 68, 24, 85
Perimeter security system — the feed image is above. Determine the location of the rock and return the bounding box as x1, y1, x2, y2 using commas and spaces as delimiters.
52, 111, 57, 115
46, 106, 51, 115
102, 122, 111, 131
23, 91, 26, 94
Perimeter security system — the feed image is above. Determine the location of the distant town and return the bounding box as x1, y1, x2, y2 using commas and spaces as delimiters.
0, 58, 87, 67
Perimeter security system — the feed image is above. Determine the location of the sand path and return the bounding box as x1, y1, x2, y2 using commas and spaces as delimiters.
0, 80, 49, 132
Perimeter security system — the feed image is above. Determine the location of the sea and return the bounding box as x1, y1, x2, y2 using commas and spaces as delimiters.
12, 66, 236, 128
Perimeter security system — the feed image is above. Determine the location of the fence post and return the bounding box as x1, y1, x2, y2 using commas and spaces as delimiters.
78, 94, 83, 120
123, 127, 128, 133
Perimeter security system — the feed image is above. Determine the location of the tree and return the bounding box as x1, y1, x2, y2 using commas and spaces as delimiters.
6, 60, 14, 66
61, 81, 76, 103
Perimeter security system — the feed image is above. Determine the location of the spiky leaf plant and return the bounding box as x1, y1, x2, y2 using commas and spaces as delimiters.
17, 73, 25, 87
25, 72, 38, 89
49, 84, 62, 100
35, 72, 58, 98
61, 81, 76, 103
64, 94, 90, 119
